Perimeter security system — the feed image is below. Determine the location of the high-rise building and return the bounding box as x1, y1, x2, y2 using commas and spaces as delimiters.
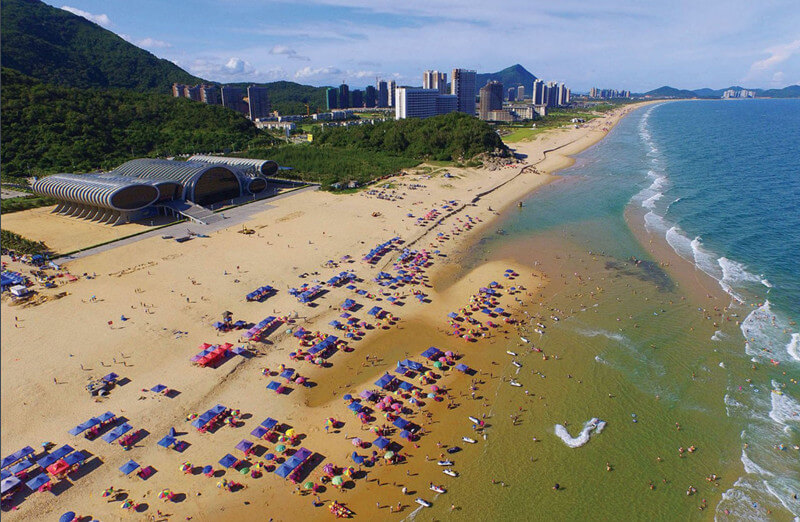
377, 81, 389, 108
396, 89, 458, 119
199, 85, 220, 105
184, 85, 202, 102
507, 88, 516, 102
351, 89, 363, 108
517, 85, 525, 100
326, 88, 338, 111
533, 79, 546, 106
221, 86, 248, 115
451, 68, 477, 115
364, 85, 377, 108
388, 81, 396, 107
172, 83, 186, 98
247, 85, 271, 120
435, 94, 458, 115
423, 70, 448, 94
478, 81, 504, 120
338, 83, 350, 109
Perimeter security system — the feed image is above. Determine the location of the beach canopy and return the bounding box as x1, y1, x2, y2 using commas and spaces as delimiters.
266, 381, 281, 391
37, 445, 74, 468
235, 440, 253, 453
1, 476, 21, 495
421, 347, 443, 360
348, 402, 363, 413
119, 460, 140, 475
151, 384, 167, 393
63, 451, 88, 467
260, 418, 278, 430
158, 436, 176, 449
8, 459, 34, 475
393, 417, 410, 429
455, 363, 470, 373
373, 437, 390, 449
218, 454, 238, 468
26, 473, 50, 491
2, 446, 35, 468
250, 426, 268, 438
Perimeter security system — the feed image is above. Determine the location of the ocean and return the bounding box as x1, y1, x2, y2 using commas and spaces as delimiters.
421, 100, 799, 520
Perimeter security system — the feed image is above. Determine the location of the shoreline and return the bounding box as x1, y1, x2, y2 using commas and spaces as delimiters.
0, 102, 651, 521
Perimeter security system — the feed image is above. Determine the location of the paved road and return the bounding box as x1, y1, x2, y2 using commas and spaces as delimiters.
58, 185, 319, 262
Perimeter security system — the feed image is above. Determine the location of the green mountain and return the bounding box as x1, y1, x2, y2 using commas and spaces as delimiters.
760, 85, 800, 98
0, 0, 200, 92
476, 64, 538, 90
641, 86, 698, 98
0, 68, 261, 180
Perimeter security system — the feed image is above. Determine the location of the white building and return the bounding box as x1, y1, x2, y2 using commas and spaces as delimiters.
423, 70, 448, 94
396, 89, 458, 119
255, 121, 296, 131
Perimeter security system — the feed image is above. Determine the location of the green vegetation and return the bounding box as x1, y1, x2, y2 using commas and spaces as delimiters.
314, 112, 507, 161
0, 229, 49, 255
1, 195, 57, 213
0, 68, 260, 180
236, 145, 419, 189
237, 113, 507, 189
1, 0, 200, 92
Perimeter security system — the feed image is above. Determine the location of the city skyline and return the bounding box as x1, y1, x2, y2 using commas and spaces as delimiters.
48, 1, 800, 92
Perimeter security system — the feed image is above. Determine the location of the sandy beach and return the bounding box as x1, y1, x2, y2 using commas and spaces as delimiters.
1, 103, 647, 521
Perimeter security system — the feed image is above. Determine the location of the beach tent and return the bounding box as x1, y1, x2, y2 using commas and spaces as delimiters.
280, 369, 294, 379
250, 426, 268, 438
119, 460, 140, 475
1, 476, 21, 495
455, 363, 471, 373
399, 430, 413, 441
367, 306, 382, 316
218, 454, 238, 468
151, 384, 167, 394
398, 381, 414, 391
260, 418, 278, 430
157, 436, 177, 449
102, 372, 119, 383
235, 440, 253, 454
8, 459, 34, 475
63, 451, 87, 468
266, 381, 281, 392
25, 474, 50, 491
102, 424, 132, 443
421, 347, 443, 360
393, 418, 410, 429
373, 437, 390, 450
348, 402, 363, 414
2, 446, 35, 469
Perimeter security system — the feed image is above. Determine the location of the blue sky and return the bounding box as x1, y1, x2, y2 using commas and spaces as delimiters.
50, 0, 800, 91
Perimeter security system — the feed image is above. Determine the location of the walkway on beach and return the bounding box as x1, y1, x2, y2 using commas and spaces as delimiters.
58, 184, 319, 262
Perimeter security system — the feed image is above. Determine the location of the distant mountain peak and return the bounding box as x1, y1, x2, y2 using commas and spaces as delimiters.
476, 64, 538, 90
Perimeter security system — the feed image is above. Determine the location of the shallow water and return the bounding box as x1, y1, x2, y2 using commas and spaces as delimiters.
421, 101, 799, 521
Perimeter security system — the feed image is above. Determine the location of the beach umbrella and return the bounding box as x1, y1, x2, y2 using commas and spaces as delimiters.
445, 351, 455, 357
384, 451, 395, 460
430, 385, 439, 392
202, 465, 213, 475
303, 481, 315, 490
275, 444, 286, 454
289, 352, 297, 358
332, 475, 344, 486
102, 487, 114, 497
264, 453, 275, 461
286, 428, 297, 438
351, 438, 362, 447
391, 403, 402, 411
433, 361, 443, 369
60, 512, 76, 522
354, 455, 365, 465
427, 393, 436, 398
158, 489, 172, 500
121, 500, 134, 509
315, 358, 324, 365
343, 394, 353, 401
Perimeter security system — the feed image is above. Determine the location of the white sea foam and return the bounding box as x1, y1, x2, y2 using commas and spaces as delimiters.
769, 380, 800, 426
644, 211, 668, 232
787, 333, 800, 362
554, 418, 606, 448
741, 449, 773, 476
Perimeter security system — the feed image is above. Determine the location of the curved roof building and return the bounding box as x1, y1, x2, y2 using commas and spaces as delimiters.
188, 155, 279, 177
111, 158, 242, 206
32, 174, 160, 211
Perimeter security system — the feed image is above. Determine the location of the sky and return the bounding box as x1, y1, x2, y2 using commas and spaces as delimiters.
50, 0, 800, 92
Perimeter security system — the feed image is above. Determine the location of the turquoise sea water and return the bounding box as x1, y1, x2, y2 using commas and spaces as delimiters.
430, 100, 799, 520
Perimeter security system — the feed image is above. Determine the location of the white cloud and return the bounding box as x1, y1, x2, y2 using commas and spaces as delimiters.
61, 6, 112, 28
268, 45, 311, 61
189, 57, 256, 79
295, 66, 342, 79
137, 37, 172, 49
749, 39, 800, 72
